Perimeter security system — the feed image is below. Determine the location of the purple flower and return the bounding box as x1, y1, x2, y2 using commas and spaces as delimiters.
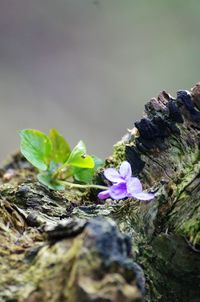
98, 161, 154, 201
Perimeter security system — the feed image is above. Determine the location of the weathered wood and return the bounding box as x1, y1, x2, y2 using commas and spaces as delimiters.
0, 83, 200, 302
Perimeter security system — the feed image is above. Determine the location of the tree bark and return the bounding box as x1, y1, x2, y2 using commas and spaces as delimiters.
0, 83, 200, 302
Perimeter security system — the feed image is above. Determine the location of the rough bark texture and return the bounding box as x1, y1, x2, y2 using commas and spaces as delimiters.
0, 83, 200, 302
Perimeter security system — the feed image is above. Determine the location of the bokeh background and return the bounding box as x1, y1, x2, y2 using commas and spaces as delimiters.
0, 0, 200, 162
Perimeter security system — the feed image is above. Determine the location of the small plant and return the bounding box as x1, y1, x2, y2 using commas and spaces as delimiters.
19, 128, 104, 190
19, 129, 154, 202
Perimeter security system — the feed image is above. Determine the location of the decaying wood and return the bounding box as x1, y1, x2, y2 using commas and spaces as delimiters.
0, 83, 200, 302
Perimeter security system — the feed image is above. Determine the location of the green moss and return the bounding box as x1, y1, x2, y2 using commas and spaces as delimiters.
106, 142, 126, 167
180, 217, 200, 246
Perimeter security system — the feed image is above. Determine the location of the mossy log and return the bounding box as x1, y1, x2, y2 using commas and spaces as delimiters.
0, 83, 200, 302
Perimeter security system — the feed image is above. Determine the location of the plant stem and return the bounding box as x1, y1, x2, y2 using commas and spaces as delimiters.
53, 164, 69, 179
60, 180, 108, 190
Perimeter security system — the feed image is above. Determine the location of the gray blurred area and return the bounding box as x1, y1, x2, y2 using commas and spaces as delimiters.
0, 0, 200, 161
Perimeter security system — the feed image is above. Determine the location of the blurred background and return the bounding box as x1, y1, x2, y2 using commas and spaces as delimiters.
0, 0, 200, 161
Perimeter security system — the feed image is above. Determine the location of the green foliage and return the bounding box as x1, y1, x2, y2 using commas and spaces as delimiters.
73, 156, 103, 183
49, 128, 71, 164
19, 129, 52, 171
66, 141, 94, 168
19, 128, 103, 190
37, 173, 65, 191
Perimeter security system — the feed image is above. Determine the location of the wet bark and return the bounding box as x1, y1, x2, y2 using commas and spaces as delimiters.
0, 83, 200, 302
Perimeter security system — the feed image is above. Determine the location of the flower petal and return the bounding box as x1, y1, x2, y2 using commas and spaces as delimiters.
104, 168, 122, 183
109, 182, 127, 200
132, 192, 154, 201
98, 190, 110, 200
119, 161, 132, 180
127, 177, 143, 195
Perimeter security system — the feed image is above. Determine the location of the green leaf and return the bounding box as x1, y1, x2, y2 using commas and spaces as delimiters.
66, 141, 94, 169
49, 128, 71, 164
73, 155, 104, 184
37, 173, 65, 191
73, 167, 94, 183
19, 129, 52, 171
92, 155, 104, 171
48, 161, 59, 173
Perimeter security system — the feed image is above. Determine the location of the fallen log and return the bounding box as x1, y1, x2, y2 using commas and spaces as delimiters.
0, 83, 199, 302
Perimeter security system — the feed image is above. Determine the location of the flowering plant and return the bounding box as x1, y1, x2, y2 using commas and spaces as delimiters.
19, 129, 154, 202
98, 161, 154, 201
